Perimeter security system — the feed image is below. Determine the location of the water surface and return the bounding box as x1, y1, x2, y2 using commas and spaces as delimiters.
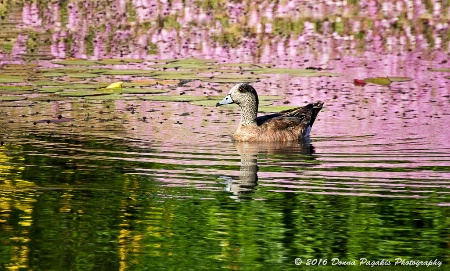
1, 1, 450, 270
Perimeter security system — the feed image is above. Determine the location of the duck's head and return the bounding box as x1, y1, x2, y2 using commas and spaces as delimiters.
216, 83, 259, 108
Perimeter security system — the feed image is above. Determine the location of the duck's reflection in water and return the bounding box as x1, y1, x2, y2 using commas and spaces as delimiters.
224, 139, 315, 200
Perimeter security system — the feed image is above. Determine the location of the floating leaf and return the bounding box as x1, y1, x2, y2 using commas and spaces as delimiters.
0, 76, 26, 83
105, 82, 124, 89
38, 86, 65, 93
0, 85, 34, 91
124, 82, 153, 87
29, 95, 66, 101
34, 81, 62, 87
364, 77, 392, 86
0, 63, 38, 70
57, 90, 113, 97
87, 69, 108, 74
57, 84, 100, 89
120, 88, 166, 94
0, 95, 27, 101
388, 77, 413, 82
41, 72, 66, 77
52, 59, 103, 66
85, 94, 129, 100
428, 68, 450, 72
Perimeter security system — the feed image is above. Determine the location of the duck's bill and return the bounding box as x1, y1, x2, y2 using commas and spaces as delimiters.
216, 94, 234, 106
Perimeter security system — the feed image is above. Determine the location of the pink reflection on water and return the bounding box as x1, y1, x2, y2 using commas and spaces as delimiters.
22, 2, 42, 26
7, 0, 447, 62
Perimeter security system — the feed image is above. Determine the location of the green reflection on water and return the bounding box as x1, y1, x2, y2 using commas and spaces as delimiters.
0, 138, 449, 270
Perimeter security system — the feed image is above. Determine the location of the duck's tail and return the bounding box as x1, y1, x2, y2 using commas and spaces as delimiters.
309, 101, 324, 127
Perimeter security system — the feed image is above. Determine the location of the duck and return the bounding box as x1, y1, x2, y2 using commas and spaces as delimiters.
216, 83, 324, 142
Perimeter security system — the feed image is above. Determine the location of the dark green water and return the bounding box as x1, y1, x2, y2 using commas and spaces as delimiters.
1, 129, 449, 270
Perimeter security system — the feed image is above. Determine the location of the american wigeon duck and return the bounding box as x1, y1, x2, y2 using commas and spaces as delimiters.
216, 83, 324, 142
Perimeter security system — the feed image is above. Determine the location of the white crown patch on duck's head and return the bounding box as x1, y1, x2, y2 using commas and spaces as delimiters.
216, 83, 259, 107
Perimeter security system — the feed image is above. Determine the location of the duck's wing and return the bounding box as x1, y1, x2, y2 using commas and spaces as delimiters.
256, 101, 324, 129
280, 101, 324, 126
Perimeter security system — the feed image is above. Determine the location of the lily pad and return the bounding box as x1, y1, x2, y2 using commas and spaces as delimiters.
84, 94, 129, 100
364, 77, 392, 86
41, 72, 66, 77
85, 69, 108, 74
52, 59, 103, 66
428, 68, 450, 72
0, 63, 39, 70
29, 95, 66, 101
388, 77, 413, 82
120, 88, 166, 94
34, 81, 63, 87
121, 82, 149, 87
0, 76, 26, 83
57, 90, 115, 97
59, 84, 102, 90
0, 95, 27, 101
0, 85, 35, 91
38, 86, 65, 93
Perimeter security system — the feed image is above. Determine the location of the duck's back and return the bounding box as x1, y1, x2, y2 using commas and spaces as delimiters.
233, 101, 323, 142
